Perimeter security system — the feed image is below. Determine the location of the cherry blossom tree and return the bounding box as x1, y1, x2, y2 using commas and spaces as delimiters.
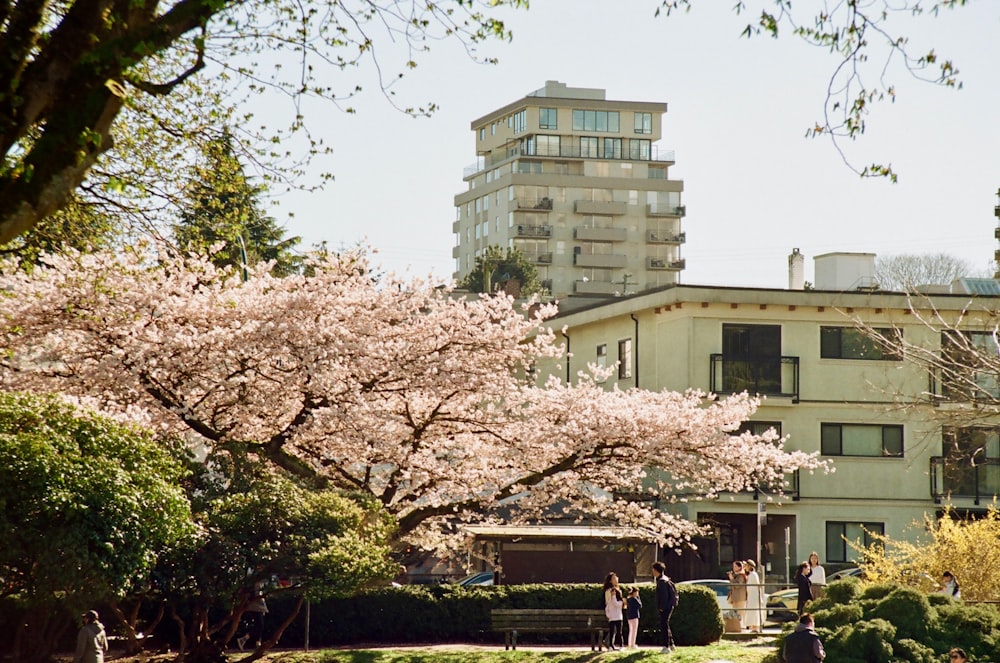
0, 246, 825, 551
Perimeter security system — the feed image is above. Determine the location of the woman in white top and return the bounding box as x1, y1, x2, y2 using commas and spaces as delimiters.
939, 571, 961, 600
603, 572, 625, 649
743, 560, 764, 632
808, 551, 827, 601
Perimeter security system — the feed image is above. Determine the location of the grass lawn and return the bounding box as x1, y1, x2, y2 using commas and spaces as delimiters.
245, 642, 774, 663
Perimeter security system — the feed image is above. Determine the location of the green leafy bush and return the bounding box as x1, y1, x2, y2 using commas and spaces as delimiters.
258, 581, 722, 648
832, 618, 896, 663
825, 577, 863, 604
870, 587, 934, 640
859, 582, 896, 601
670, 584, 723, 646
812, 602, 863, 629
893, 638, 936, 663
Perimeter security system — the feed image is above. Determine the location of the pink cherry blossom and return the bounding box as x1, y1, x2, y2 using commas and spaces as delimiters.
0, 247, 824, 550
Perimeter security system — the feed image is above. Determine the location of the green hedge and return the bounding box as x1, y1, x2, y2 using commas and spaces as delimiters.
258, 582, 723, 648
766, 578, 1000, 663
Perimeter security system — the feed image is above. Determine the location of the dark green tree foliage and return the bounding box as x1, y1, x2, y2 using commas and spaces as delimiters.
154, 469, 396, 660
174, 132, 302, 276
0, 392, 192, 662
460, 245, 542, 296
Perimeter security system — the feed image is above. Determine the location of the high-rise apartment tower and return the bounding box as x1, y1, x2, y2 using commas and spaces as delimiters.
453, 81, 685, 298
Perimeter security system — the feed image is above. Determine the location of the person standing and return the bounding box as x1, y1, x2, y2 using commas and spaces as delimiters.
625, 586, 642, 649
807, 552, 826, 601
602, 572, 624, 650
652, 561, 677, 653
948, 647, 968, 663
744, 559, 764, 633
727, 560, 748, 626
783, 612, 826, 663
939, 571, 961, 600
73, 610, 109, 663
237, 579, 268, 651
795, 562, 813, 616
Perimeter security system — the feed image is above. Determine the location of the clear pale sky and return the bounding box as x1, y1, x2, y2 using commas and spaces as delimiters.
264, 1, 1000, 289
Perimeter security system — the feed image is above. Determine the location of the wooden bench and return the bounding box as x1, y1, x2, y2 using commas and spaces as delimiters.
490, 609, 608, 651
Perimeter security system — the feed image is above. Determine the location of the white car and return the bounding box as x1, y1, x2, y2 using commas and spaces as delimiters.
677, 579, 732, 612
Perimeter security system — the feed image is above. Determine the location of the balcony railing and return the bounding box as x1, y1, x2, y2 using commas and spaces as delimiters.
646, 203, 686, 217
756, 470, 800, 501
928, 366, 1000, 404
515, 224, 552, 238
709, 354, 800, 402
930, 456, 1000, 504
574, 226, 627, 242
513, 197, 554, 211
647, 231, 686, 244
573, 253, 627, 268
463, 143, 676, 177
532, 252, 553, 264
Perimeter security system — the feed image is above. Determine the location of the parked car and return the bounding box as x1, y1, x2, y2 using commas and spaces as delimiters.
766, 567, 862, 622
455, 571, 494, 586
828, 567, 863, 582
678, 579, 731, 612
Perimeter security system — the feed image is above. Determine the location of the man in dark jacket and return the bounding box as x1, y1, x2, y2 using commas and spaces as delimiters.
783, 613, 826, 663
652, 561, 676, 653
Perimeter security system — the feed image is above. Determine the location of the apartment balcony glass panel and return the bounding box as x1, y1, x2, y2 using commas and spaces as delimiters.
574, 200, 627, 216
573, 253, 627, 268
929, 331, 1000, 403
646, 203, 686, 217
574, 226, 627, 242
574, 280, 620, 295
648, 257, 685, 270
709, 354, 800, 401
513, 197, 554, 211
514, 224, 552, 238
647, 230, 686, 244
930, 456, 1000, 504
499, 142, 675, 165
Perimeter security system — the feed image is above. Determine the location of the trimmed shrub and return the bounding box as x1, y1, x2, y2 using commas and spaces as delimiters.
860, 582, 896, 601
670, 584, 723, 646
813, 602, 863, 629
828, 618, 896, 663
893, 638, 937, 663
252, 581, 722, 648
825, 577, 863, 604
870, 587, 934, 640
931, 602, 1000, 653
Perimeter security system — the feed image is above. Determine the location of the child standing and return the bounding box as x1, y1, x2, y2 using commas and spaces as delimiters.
625, 586, 643, 649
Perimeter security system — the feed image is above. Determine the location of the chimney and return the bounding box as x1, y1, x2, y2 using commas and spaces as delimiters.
788, 248, 805, 290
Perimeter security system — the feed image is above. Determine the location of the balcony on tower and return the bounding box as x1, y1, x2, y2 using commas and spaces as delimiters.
515, 224, 552, 238
647, 230, 686, 244
646, 203, 685, 217
574, 226, 627, 242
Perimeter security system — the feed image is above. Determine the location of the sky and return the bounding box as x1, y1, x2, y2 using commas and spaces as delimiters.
261, 1, 1000, 290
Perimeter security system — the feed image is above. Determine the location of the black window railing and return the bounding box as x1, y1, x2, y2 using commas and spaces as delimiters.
930, 456, 1000, 504
709, 354, 800, 402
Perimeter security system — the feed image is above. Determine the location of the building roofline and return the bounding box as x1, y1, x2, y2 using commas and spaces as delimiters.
549, 282, 1000, 323
470, 95, 668, 129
